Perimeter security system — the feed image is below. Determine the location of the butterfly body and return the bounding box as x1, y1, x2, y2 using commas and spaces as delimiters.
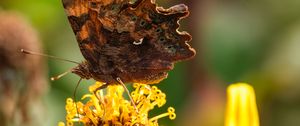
63, 0, 195, 84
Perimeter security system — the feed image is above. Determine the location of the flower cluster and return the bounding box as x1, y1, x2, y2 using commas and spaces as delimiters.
59, 82, 176, 126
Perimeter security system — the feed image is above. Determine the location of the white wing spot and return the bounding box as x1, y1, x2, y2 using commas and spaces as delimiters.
133, 38, 144, 45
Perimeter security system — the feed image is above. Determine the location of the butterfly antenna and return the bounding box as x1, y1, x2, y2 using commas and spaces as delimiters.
50, 70, 72, 81
116, 77, 138, 113
20, 49, 80, 64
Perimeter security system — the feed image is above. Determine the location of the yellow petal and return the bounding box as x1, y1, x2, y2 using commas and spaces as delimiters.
225, 83, 260, 126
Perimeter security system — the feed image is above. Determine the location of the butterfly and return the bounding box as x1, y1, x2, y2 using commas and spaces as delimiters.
62, 0, 196, 85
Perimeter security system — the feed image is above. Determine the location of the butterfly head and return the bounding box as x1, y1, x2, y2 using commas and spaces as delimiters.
71, 61, 92, 80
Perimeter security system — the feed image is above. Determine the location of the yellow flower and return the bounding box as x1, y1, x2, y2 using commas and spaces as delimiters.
59, 82, 176, 126
225, 83, 260, 126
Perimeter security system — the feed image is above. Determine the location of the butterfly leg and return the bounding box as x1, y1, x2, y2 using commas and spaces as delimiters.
92, 83, 109, 95
115, 77, 139, 113
90, 83, 109, 119
92, 82, 109, 105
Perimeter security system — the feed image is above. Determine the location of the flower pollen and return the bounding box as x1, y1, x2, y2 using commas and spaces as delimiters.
59, 82, 176, 126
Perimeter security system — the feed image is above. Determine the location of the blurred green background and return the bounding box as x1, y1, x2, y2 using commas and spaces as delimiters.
1, 0, 300, 125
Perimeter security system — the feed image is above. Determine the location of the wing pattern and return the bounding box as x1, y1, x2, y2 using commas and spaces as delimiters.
63, 0, 195, 84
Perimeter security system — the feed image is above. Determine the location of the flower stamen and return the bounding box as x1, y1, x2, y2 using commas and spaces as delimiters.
59, 82, 175, 126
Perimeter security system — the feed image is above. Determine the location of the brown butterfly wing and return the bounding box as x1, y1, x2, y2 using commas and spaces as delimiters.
62, 0, 195, 84
62, 0, 104, 66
